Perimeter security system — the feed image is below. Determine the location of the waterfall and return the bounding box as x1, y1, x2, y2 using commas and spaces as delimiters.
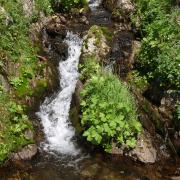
88, 0, 103, 10
37, 32, 82, 156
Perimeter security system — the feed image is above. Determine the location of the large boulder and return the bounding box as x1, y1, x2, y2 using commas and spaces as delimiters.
127, 131, 157, 163
111, 131, 158, 164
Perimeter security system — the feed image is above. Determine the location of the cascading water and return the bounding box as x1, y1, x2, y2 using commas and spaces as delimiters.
88, 0, 103, 10
37, 32, 82, 156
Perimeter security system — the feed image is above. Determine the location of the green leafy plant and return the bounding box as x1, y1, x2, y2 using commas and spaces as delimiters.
52, 0, 87, 11
132, 0, 180, 89
80, 73, 142, 152
127, 70, 149, 93
0, 0, 51, 163
0, 90, 32, 163
79, 56, 100, 81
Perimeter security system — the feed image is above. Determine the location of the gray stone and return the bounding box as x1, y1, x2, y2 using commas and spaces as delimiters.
24, 129, 34, 140
116, 0, 135, 13
11, 144, 37, 161
127, 131, 157, 163
103, 0, 135, 13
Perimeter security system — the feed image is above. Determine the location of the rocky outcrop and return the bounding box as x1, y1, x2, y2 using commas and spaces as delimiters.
127, 131, 157, 163
11, 144, 37, 161
103, 0, 135, 22
103, 0, 134, 13
109, 31, 135, 77
10, 129, 37, 161
81, 25, 110, 62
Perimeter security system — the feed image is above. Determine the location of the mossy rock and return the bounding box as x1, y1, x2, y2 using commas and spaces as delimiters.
81, 25, 112, 63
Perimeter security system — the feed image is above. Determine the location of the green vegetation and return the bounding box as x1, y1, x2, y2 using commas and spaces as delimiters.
79, 56, 100, 81
132, 0, 180, 89
51, 0, 87, 11
84, 25, 113, 47
175, 102, 180, 121
0, 0, 52, 163
80, 57, 142, 152
127, 70, 149, 94
34, 0, 52, 15
0, 0, 51, 96
0, 87, 33, 162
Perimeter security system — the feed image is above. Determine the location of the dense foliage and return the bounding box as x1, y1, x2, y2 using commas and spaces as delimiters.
132, 0, 180, 89
0, 0, 51, 163
79, 56, 100, 81
80, 57, 142, 152
0, 0, 50, 96
0, 87, 33, 162
51, 0, 87, 11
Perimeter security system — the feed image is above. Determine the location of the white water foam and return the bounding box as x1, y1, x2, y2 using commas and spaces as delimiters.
88, 0, 103, 10
37, 32, 82, 156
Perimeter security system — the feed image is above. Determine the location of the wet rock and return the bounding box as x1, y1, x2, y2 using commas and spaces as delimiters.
45, 22, 66, 39
127, 131, 157, 163
110, 31, 134, 77
159, 90, 180, 122
132, 87, 164, 134
52, 41, 68, 57
7, 171, 34, 180
97, 167, 125, 180
74, 80, 84, 108
70, 80, 84, 134
80, 163, 101, 179
29, 16, 52, 43
11, 144, 37, 161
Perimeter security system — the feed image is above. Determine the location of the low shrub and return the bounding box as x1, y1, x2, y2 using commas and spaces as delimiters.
132, 0, 180, 89
79, 56, 100, 82
51, 0, 87, 11
80, 72, 142, 152
0, 88, 32, 162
